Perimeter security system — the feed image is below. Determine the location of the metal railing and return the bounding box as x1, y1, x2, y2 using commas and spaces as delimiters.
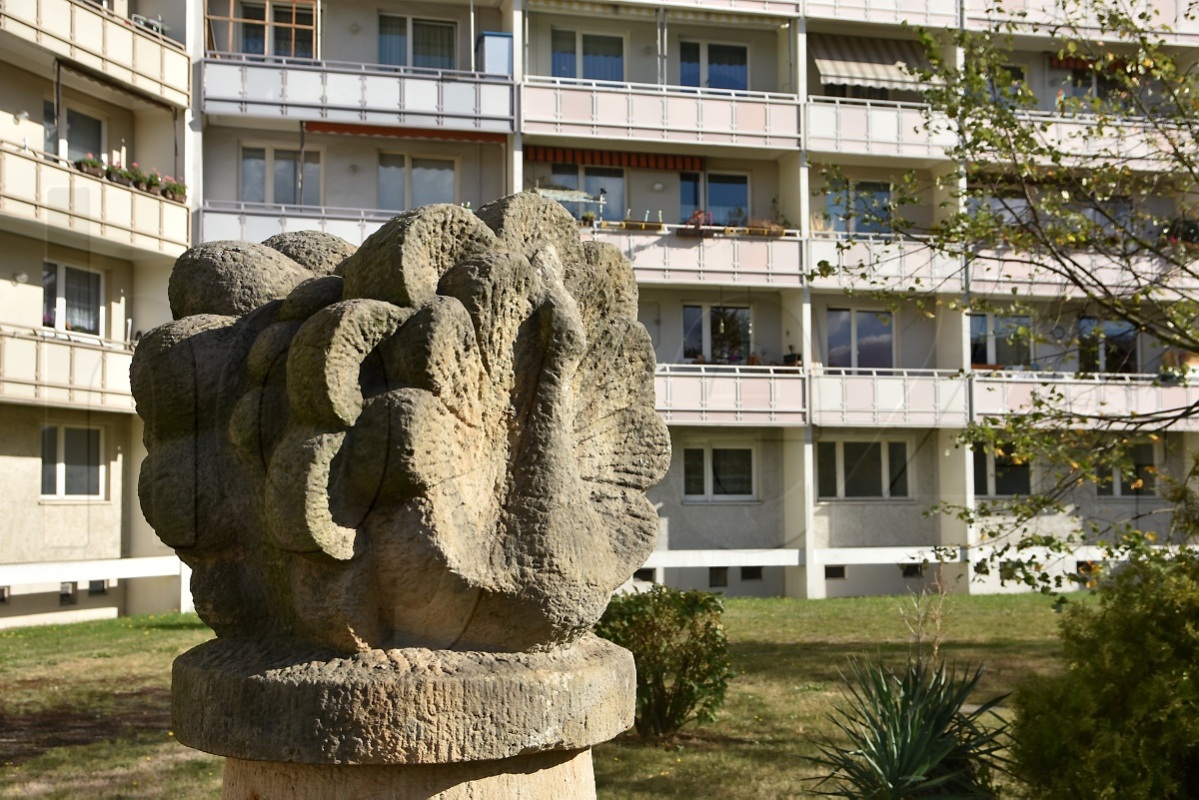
201, 200, 397, 247
806, 96, 954, 157
803, 0, 959, 26
810, 367, 970, 427
0, 327, 135, 412
654, 363, 807, 425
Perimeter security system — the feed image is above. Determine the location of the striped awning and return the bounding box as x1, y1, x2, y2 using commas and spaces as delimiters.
809, 35, 933, 90
525, 145, 704, 172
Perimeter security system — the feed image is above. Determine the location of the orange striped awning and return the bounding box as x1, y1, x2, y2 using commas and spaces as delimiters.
302, 121, 508, 144
525, 146, 704, 172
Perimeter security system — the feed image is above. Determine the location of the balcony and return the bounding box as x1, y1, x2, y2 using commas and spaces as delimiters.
522, 77, 801, 150
0, 0, 189, 107
807, 236, 962, 291
806, 98, 953, 159
0, 142, 190, 258
583, 224, 803, 286
804, 0, 958, 27
967, 248, 1188, 298
963, 0, 1199, 41
0, 327, 134, 412
654, 364, 807, 425
810, 368, 969, 427
972, 371, 1199, 430
202, 56, 515, 133
201, 201, 396, 247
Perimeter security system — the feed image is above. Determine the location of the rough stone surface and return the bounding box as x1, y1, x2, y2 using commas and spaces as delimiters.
168, 241, 313, 319
263, 230, 358, 275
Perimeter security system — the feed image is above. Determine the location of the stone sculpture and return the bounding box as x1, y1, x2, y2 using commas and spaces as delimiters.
131, 193, 670, 798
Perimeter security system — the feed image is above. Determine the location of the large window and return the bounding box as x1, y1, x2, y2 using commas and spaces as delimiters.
551, 31, 624, 82
680, 42, 748, 91
379, 154, 456, 210
826, 180, 892, 236
379, 16, 456, 70
41, 426, 102, 498
1079, 317, 1138, 374
43, 263, 102, 336
205, 0, 315, 58
827, 308, 893, 370
548, 164, 624, 221
1098, 441, 1157, 497
817, 440, 909, 499
973, 443, 1031, 496
679, 172, 749, 226
683, 445, 754, 501
43, 102, 102, 162
970, 313, 1031, 367
683, 304, 751, 364
240, 146, 321, 206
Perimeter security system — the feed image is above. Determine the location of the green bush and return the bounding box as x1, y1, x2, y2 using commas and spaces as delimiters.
1011, 551, 1199, 799
808, 660, 1009, 799
594, 585, 734, 741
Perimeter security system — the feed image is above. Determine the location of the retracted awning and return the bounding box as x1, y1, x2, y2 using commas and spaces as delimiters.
809, 35, 933, 90
533, 186, 605, 206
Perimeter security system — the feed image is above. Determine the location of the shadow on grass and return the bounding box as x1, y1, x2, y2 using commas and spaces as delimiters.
140, 619, 212, 632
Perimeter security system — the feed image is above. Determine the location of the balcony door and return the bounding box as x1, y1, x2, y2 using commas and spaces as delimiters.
827, 308, 893, 371
679, 42, 748, 91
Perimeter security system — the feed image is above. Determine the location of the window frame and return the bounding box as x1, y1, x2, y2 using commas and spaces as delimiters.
679, 171, 751, 226
204, 0, 318, 59
378, 152, 458, 210
972, 442, 1032, 497
678, 39, 750, 92
682, 302, 753, 364
825, 179, 893, 237
42, 261, 105, 338
825, 307, 895, 371
40, 424, 106, 501
1097, 440, 1160, 498
682, 443, 757, 502
547, 163, 625, 221
238, 144, 323, 206
377, 14, 458, 70
969, 312, 1032, 368
1078, 316, 1139, 374
42, 98, 106, 163
817, 438, 912, 501
549, 29, 627, 82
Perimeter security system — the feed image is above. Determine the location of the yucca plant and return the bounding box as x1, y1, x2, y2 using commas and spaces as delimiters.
808, 660, 1010, 799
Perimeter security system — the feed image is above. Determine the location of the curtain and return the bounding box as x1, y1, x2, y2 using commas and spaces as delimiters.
679, 42, 700, 88
551, 30, 575, 79
241, 147, 266, 203
413, 21, 455, 70
412, 158, 455, 206
708, 44, 747, 91
582, 35, 622, 82
378, 153, 406, 210
378, 16, 407, 66
64, 428, 100, 496
64, 268, 100, 335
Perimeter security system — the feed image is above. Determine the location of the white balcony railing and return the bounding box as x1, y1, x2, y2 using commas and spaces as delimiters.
963, 0, 1199, 41
522, 77, 801, 149
0, 142, 190, 258
202, 55, 515, 132
654, 364, 807, 425
0, 327, 134, 412
810, 368, 969, 427
807, 235, 963, 291
806, 97, 954, 159
972, 371, 1199, 430
0, 0, 189, 107
583, 224, 804, 286
804, 0, 958, 26
202, 201, 396, 246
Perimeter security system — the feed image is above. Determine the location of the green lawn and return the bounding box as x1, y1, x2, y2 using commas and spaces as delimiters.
0, 593, 1069, 799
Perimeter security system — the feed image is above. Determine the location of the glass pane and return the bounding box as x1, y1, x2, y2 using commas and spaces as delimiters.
550, 163, 580, 217
826, 179, 850, 235
1104, 320, 1138, 373
973, 446, 988, 495
888, 442, 908, 498
679, 41, 700, 88
994, 445, 1030, 495
292, 6, 314, 58
43, 100, 57, 157
584, 167, 623, 223
710, 307, 750, 364
994, 315, 1030, 367
708, 44, 748, 91
64, 268, 100, 335
853, 182, 891, 235
64, 428, 100, 496
680, 172, 701, 223
1078, 317, 1100, 372
412, 158, 454, 206
378, 153, 405, 211
271, 6, 294, 57
551, 29, 576, 79
827, 309, 852, 369
682, 305, 704, 360
1125, 443, 1155, 495
241, 147, 266, 203
413, 21, 455, 70
41, 427, 57, 496
301, 151, 321, 206
683, 448, 706, 495
970, 315, 989, 364
711, 449, 752, 496
65, 109, 102, 163
239, 2, 266, 55
581, 34, 622, 82
707, 174, 748, 226
273, 149, 299, 205
42, 264, 57, 328
843, 441, 882, 497
817, 442, 838, 498
856, 311, 893, 369
378, 16, 408, 66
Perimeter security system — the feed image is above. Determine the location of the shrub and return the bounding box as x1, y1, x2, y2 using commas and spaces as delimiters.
1011, 551, 1199, 799
808, 660, 1009, 799
594, 585, 733, 741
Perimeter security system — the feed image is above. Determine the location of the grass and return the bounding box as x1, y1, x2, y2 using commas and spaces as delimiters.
0, 593, 1071, 798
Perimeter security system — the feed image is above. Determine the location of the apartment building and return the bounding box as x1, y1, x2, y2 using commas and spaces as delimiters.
1, 0, 1194, 624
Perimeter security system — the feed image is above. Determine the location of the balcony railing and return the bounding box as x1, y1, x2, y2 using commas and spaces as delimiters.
522, 77, 801, 149
806, 97, 953, 159
202, 200, 396, 246
654, 364, 807, 425
803, 0, 958, 26
0, 0, 189, 107
202, 55, 515, 132
963, 0, 1199, 40
807, 235, 963, 291
967, 248, 1188, 297
583, 224, 804, 286
810, 368, 969, 427
0, 142, 190, 258
972, 370, 1199, 429
0, 327, 134, 412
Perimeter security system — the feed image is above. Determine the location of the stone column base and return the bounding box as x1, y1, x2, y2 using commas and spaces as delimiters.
222, 749, 596, 800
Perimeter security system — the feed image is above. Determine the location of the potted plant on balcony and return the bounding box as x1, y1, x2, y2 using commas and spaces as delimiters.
160, 176, 187, 203
126, 162, 151, 192
74, 153, 105, 178
106, 162, 133, 186
616, 211, 666, 232
146, 169, 163, 194
676, 209, 714, 238
744, 217, 787, 237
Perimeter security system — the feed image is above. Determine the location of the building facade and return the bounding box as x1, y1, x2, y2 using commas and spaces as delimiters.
1, 0, 1194, 624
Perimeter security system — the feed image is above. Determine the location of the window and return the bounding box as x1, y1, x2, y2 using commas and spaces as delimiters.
43, 263, 103, 336
973, 442, 1031, 496
1098, 441, 1157, 497
989, 64, 1026, 104
205, 0, 315, 59
970, 314, 1031, 367
41, 426, 103, 498
680, 42, 748, 91
43, 101, 102, 162
88, 580, 108, 595
1079, 318, 1138, 374
817, 440, 909, 499
683, 304, 751, 364
633, 568, 656, 583
60, 582, 78, 606
825, 565, 847, 580
901, 564, 923, 578
709, 566, 729, 588
0, 586, 8, 604
548, 163, 624, 221
741, 566, 763, 581
826, 180, 891, 236
551, 31, 623, 81
379, 154, 456, 210
379, 16, 456, 70
679, 173, 749, 226
827, 308, 893, 370
683, 446, 754, 501
240, 146, 321, 206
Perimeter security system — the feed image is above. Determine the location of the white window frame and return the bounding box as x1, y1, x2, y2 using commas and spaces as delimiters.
972, 443, 1032, 497
677, 39, 751, 91
825, 179, 893, 237
43, 261, 105, 339
1097, 440, 1160, 498
969, 312, 1032, 367
825, 307, 895, 370
377, 15, 458, 70
550, 29, 627, 82
235, 0, 318, 59
238, 144, 324, 206
682, 443, 757, 502
377, 152, 459, 210
682, 302, 753, 364
43, 98, 107, 163
817, 438, 912, 500
40, 424, 106, 500
1078, 316, 1140, 374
